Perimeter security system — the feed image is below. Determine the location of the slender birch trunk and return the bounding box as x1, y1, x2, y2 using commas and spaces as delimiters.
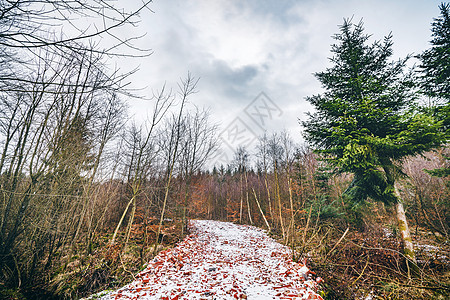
394, 192, 416, 265
274, 161, 285, 240
252, 188, 271, 232
245, 172, 253, 225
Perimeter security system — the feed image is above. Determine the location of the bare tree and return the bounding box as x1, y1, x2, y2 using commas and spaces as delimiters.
232, 146, 251, 224
0, 0, 151, 283
153, 74, 198, 255
279, 131, 297, 244
178, 108, 219, 234
0, 1, 152, 54
111, 87, 173, 246
267, 133, 286, 239
256, 133, 274, 224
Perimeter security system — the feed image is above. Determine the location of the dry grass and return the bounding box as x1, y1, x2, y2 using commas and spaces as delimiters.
294, 218, 450, 300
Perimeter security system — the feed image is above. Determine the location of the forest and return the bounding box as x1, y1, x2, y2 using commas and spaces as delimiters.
0, 1, 448, 299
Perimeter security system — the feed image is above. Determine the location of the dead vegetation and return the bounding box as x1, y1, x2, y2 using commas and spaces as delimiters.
290, 200, 450, 300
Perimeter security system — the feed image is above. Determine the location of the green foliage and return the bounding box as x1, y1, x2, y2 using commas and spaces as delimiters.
418, 3, 450, 178
426, 165, 450, 178
418, 3, 450, 105
0, 288, 26, 300
306, 193, 345, 221
302, 19, 445, 205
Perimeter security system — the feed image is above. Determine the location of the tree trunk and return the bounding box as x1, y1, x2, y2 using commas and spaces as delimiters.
287, 176, 295, 245
274, 163, 285, 240
244, 172, 253, 225
395, 200, 416, 264
252, 188, 271, 232
239, 174, 243, 224
383, 164, 417, 269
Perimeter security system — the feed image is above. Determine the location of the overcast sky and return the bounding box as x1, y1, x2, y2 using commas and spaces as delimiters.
123, 0, 443, 165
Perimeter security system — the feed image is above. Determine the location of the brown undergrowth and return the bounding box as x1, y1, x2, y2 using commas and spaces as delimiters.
294, 217, 450, 299
2, 221, 184, 300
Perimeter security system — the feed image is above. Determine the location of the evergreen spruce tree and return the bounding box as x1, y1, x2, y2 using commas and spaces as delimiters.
302, 19, 444, 264
418, 3, 450, 177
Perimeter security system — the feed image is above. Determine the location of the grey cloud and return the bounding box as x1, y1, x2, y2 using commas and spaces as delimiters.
236, 0, 305, 25
157, 27, 261, 101
133, 0, 441, 147
200, 60, 259, 99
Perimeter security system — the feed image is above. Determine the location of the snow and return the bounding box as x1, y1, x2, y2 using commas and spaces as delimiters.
415, 243, 450, 264
98, 220, 323, 300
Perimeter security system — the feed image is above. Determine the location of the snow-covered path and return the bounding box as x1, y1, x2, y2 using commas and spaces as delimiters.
100, 220, 323, 300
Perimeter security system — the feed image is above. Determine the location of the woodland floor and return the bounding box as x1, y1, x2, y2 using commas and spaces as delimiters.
91, 220, 324, 300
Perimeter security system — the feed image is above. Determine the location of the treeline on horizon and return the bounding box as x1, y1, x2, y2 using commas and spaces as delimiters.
0, 1, 448, 299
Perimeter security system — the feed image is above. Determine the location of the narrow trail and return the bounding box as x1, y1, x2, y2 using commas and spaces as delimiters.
99, 220, 323, 300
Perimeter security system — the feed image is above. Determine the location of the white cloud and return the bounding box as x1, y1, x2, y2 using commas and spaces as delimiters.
123, 0, 443, 159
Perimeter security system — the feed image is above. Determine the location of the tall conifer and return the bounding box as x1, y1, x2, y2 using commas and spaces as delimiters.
302, 20, 444, 263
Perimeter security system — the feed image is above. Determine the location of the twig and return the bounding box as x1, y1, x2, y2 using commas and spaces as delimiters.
324, 227, 349, 262
351, 255, 370, 286
119, 252, 136, 280
372, 283, 450, 291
